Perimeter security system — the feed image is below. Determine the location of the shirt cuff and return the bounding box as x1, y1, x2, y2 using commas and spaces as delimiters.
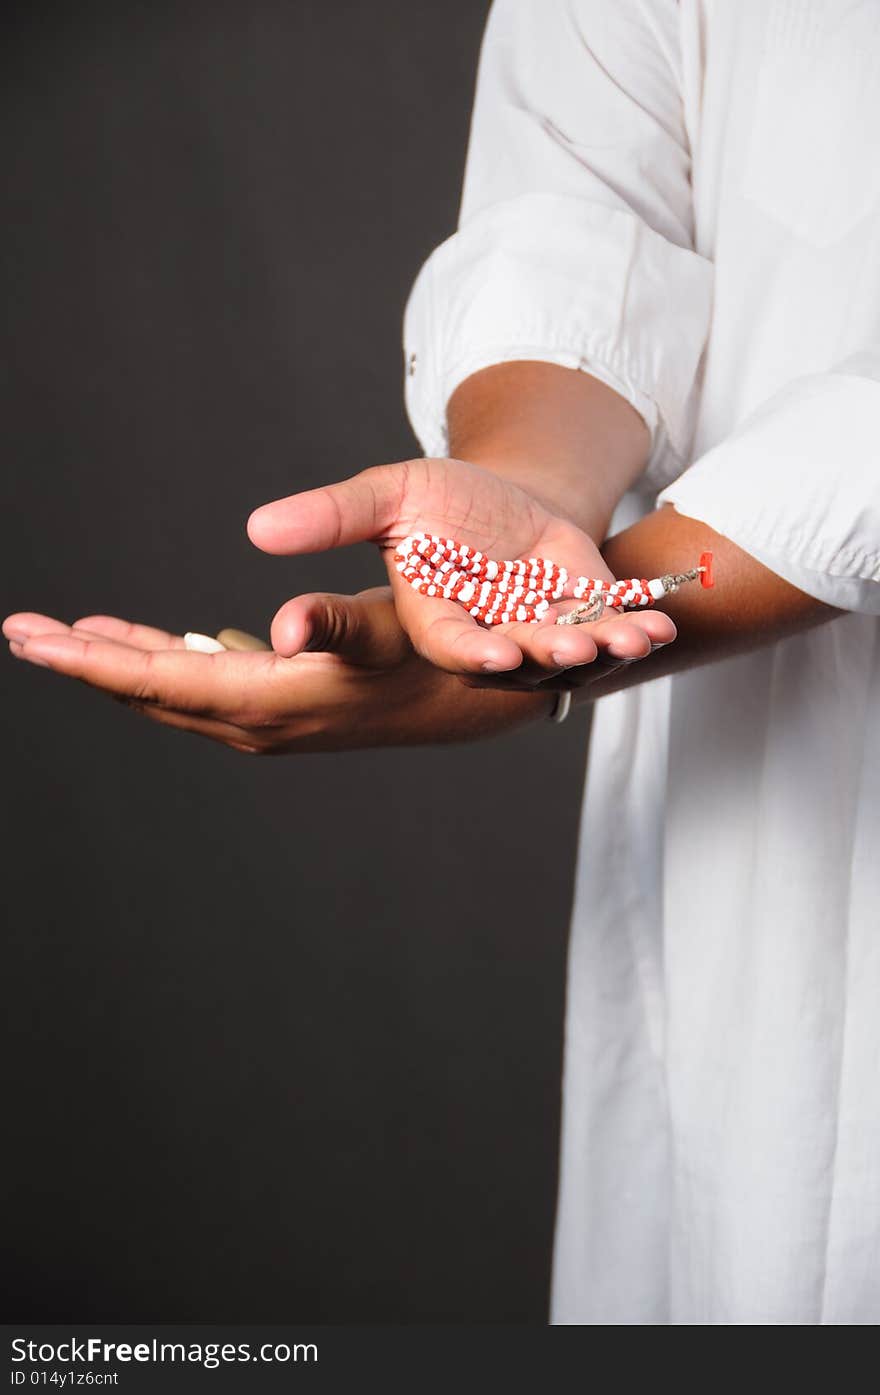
658, 369, 880, 615
403, 192, 713, 467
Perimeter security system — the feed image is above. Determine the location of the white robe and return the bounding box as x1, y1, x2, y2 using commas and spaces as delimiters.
403, 0, 880, 1323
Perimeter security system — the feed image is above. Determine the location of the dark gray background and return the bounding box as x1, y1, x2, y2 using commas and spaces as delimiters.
1, 0, 589, 1321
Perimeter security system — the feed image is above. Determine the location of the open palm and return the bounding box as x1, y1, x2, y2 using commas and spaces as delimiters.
2, 591, 458, 753
249, 456, 674, 682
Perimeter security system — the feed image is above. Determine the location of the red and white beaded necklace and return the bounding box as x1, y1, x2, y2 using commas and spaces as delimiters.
395, 533, 714, 626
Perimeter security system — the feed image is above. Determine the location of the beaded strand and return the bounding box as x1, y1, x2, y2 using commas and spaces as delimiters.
394, 533, 713, 627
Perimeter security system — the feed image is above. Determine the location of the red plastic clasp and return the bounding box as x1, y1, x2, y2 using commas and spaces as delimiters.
699, 551, 714, 588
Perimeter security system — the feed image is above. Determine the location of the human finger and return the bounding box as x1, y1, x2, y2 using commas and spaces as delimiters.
270, 587, 410, 668
4, 612, 79, 644
72, 615, 188, 650
119, 699, 265, 751
384, 568, 524, 675
12, 631, 275, 719
455, 606, 676, 688
247, 464, 407, 556
509, 601, 675, 665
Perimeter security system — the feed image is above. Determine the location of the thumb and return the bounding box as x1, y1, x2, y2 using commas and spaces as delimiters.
247, 464, 405, 556
271, 588, 409, 668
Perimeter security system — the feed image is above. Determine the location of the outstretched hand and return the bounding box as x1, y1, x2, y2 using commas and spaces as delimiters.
249, 456, 676, 687
5, 572, 668, 754
2, 591, 462, 754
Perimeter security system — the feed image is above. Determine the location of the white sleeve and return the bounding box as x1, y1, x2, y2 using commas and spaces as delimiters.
657, 355, 880, 615
403, 0, 713, 465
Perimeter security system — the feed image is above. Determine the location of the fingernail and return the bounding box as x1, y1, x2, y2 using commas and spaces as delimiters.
606, 644, 636, 660
481, 660, 503, 673
650, 641, 671, 652
551, 652, 572, 669
5, 628, 27, 643
20, 651, 52, 668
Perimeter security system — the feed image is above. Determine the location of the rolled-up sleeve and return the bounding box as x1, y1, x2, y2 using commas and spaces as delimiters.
657, 359, 880, 614
404, 0, 713, 465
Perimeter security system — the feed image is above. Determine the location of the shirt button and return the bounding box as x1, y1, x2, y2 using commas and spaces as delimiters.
407, 351, 417, 376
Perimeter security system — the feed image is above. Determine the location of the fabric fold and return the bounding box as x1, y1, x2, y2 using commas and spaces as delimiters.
404, 192, 713, 465
659, 365, 880, 614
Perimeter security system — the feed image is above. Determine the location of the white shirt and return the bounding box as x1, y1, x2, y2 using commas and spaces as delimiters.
403, 0, 880, 1323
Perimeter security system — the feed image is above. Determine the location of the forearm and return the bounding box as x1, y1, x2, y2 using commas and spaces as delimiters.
447, 361, 651, 539
585, 504, 841, 699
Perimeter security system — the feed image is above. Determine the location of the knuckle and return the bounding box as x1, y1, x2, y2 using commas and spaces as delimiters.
302, 597, 351, 655
129, 651, 157, 704
320, 600, 351, 653
360, 459, 409, 525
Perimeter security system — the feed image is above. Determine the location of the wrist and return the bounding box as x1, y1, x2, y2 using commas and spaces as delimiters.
446, 360, 651, 537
